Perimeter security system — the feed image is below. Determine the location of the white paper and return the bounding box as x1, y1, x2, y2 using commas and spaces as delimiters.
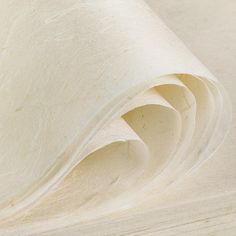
0, 0, 231, 234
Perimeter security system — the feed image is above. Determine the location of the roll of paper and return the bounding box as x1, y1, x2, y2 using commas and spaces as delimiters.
0, 0, 231, 233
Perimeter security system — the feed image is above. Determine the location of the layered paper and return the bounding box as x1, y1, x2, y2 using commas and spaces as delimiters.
0, 0, 231, 234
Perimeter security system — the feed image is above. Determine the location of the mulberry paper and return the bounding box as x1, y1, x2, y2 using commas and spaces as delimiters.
0, 0, 231, 234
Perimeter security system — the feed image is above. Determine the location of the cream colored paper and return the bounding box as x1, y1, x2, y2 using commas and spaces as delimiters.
0, 0, 231, 234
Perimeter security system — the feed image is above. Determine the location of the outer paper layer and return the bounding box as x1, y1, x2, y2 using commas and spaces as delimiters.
0, 0, 231, 233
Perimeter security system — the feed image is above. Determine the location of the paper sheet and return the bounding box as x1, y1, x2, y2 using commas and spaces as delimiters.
0, 0, 232, 234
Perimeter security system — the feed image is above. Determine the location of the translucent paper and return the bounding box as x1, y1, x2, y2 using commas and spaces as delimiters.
0, 0, 231, 233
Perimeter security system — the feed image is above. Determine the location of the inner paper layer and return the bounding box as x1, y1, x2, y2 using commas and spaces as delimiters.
0, 0, 231, 232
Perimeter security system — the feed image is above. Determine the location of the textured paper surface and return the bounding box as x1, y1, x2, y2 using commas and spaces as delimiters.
0, 0, 232, 234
